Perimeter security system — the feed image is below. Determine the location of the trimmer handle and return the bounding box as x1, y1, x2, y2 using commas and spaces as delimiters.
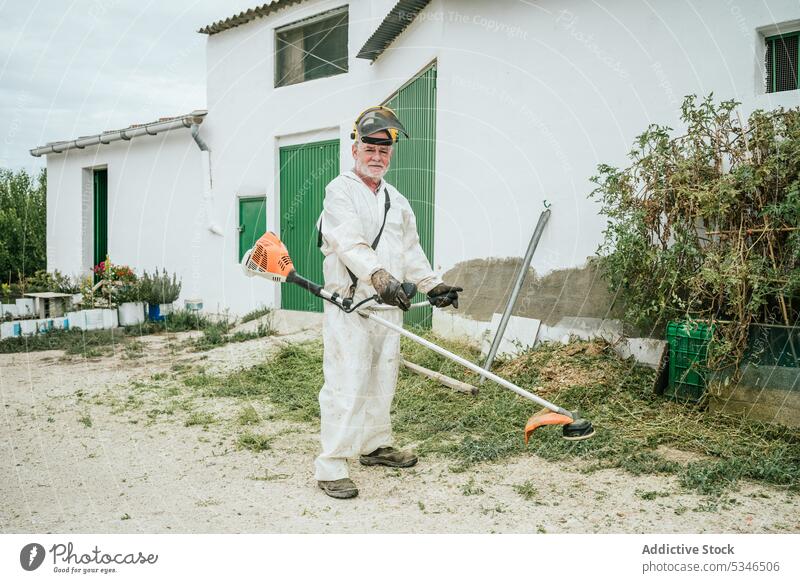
286, 270, 323, 297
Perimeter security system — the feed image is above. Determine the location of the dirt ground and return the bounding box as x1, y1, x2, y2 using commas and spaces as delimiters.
1, 317, 798, 534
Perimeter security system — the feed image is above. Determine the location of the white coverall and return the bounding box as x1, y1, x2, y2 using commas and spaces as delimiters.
315, 170, 441, 481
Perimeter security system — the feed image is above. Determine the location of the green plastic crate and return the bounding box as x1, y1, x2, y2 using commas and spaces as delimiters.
666, 321, 713, 402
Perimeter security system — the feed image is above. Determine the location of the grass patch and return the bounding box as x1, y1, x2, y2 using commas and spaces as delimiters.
78, 414, 92, 428
237, 405, 261, 425
193, 317, 275, 351
513, 481, 540, 502
123, 340, 145, 359
237, 431, 272, 452
185, 411, 216, 427
636, 489, 671, 500
199, 342, 323, 421
241, 306, 272, 324
205, 334, 800, 496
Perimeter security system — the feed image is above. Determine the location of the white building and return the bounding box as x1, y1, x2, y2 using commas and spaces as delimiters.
32, 0, 800, 350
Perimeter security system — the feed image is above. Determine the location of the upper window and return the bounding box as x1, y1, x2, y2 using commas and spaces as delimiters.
275, 6, 348, 88
766, 32, 799, 93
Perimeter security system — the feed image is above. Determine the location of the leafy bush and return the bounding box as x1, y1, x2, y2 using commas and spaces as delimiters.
23, 269, 81, 294
0, 168, 46, 283
591, 95, 800, 370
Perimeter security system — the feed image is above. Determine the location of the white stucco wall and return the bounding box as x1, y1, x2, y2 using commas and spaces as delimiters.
45, 0, 800, 318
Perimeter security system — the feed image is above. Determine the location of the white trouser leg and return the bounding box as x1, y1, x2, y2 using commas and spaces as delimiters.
314, 304, 402, 481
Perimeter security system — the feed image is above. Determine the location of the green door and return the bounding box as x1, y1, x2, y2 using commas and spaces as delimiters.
279, 139, 340, 312
239, 197, 267, 261
93, 169, 108, 273
384, 63, 437, 328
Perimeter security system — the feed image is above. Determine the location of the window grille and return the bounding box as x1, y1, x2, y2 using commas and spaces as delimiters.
275, 7, 348, 88
766, 33, 799, 93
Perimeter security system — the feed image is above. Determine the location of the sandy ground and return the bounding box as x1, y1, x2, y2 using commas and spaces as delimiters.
1, 316, 798, 534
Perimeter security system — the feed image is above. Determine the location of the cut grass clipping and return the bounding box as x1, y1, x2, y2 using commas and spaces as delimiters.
199, 334, 800, 496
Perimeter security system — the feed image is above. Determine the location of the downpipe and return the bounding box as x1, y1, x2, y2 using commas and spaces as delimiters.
191, 123, 223, 236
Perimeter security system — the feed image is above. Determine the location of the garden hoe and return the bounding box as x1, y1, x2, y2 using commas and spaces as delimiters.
241, 232, 595, 443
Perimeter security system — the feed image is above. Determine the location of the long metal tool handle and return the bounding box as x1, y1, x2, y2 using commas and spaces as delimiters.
362, 309, 569, 415
480, 208, 551, 383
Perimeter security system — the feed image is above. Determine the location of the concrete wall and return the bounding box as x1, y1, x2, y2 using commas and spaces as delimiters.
46, 0, 800, 333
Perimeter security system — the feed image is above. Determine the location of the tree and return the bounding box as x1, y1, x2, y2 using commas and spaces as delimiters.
0, 167, 47, 283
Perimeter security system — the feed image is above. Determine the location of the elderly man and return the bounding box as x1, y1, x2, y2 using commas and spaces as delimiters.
315, 106, 462, 499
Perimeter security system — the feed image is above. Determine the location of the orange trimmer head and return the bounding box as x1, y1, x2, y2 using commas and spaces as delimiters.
241, 232, 295, 282
524, 409, 595, 443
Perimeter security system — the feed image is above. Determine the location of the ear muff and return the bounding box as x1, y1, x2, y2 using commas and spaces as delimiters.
351, 105, 401, 142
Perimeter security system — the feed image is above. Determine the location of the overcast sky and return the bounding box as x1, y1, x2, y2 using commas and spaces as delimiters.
0, 0, 259, 172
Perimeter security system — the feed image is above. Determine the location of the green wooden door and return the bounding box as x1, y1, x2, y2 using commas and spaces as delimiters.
279, 139, 339, 312
384, 63, 437, 328
239, 197, 267, 260
93, 169, 108, 272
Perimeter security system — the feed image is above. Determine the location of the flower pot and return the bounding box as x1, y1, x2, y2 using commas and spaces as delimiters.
101, 308, 118, 329
67, 311, 86, 330
118, 302, 145, 326
84, 309, 104, 331
15, 298, 35, 317
1, 321, 21, 339
148, 303, 167, 321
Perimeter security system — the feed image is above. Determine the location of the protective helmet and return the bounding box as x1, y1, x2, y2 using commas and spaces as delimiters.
351, 106, 409, 145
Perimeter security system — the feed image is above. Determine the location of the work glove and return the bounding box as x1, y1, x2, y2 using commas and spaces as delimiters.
427, 283, 463, 309
371, 268, 411, 311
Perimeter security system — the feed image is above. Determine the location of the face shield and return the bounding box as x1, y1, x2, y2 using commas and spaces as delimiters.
351, 107, 410, 144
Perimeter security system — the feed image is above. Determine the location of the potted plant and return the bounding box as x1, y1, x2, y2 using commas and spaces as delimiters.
92, 259, 137, 328
141, 269, 181, 321
115, 279, 145, 326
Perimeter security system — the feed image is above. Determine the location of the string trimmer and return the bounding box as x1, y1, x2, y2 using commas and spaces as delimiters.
241, 232, 595, 442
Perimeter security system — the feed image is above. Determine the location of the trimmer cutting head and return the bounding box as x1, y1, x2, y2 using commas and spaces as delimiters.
524, 409, 595, 443
241, 231, 295, 282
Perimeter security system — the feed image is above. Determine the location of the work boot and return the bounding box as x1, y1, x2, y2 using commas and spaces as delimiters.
318, 478, 358, 499
359, 446, 418, 468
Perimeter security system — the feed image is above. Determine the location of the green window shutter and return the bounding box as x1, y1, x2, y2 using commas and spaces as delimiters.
384, 63, 437, 329
239, 197, 267, 261
766, 32, 799, 93
93, 169, 108, 271
279, 139, 339, 312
